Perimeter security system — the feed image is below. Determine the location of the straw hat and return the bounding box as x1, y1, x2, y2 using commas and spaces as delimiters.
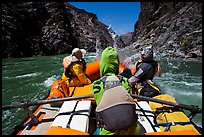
72, 48, 86, 56
67, 48, 86, 62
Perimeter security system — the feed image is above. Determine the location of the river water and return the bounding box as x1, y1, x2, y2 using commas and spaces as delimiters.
2, 51, 202, 135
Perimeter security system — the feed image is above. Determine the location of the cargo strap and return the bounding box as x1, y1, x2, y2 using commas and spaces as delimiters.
135, 102, 157, 132
66, 101, 90, 128
70, 87, 76, 97
66, 101, 79, 128
154, 107, 181, 115
58, 83, 67, 97
154, 121, 192, 132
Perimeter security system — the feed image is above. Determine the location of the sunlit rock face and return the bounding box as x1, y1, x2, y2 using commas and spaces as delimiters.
131, 2, 202, 58
119, 32, 133, 47
2, 2, 113, 58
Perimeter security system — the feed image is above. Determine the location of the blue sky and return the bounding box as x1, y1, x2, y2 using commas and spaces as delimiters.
69, 2, 140, 36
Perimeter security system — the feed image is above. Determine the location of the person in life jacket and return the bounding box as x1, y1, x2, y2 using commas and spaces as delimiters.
91, 46, 145, 135
48, 79, 69, 107
61, 48, 91, 87
129, 45, 161, 98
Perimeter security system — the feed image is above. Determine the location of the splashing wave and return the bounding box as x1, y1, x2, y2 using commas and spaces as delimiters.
43, 75, 59, 87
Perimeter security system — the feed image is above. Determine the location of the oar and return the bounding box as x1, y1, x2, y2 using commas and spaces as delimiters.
2, 94, 93, 110
131, 94, 202, 113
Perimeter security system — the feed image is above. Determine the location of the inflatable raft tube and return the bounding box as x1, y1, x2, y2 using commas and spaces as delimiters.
86, 60, 127, 82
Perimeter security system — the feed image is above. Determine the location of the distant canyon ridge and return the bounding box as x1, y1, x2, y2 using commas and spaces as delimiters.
2, 2, 202, 59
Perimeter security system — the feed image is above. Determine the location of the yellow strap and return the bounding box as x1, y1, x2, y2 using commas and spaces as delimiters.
146, 80, 160, 92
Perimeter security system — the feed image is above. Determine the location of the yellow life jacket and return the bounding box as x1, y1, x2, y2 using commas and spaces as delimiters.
61, 62, 91, 87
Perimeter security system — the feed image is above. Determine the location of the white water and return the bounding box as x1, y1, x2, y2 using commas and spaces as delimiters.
2, 53, 202, 135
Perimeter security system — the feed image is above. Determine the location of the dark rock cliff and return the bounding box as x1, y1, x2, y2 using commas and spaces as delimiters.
64, 3, 113, 52
2, 2, 113, 58
131, 2, 202, 58
2, 2, 201, 59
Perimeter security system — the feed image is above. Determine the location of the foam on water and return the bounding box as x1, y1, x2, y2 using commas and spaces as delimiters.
2, 53, 202, 135
2, 110, 12, 121
178, 91, 202, 97
162, 72, 189, 77
3, 76, 11, 79
43, 75, 59, 87
172, 81, 202, 87
16, 72, 41, 78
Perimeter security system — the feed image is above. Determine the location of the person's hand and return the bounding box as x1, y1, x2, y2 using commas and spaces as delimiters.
129, 76, 138, 87
129, 81, 136, 87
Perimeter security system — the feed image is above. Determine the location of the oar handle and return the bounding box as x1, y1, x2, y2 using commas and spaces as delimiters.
2, 94, 93, 110
131, 94, 202, 113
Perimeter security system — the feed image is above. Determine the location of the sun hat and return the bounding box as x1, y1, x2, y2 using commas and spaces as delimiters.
72, 48, 86, 57
66, 48, 87, 62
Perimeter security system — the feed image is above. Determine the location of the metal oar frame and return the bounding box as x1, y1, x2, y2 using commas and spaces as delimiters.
2, 93, 202, 125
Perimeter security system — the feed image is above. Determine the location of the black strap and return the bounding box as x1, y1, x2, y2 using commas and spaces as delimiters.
101, 76, 107, 83
81, 58, 87, 72
58, 83, 67, 97
70, 87, 76, 97
66, 101, 79, 128
135, 102, 157, 132
66, 101, 90, 128
154, 106, 181, 115
116, 75, 123, 82
154, 121, 192, 132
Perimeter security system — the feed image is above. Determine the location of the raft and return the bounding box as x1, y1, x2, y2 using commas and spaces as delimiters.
7, 60, 202, 135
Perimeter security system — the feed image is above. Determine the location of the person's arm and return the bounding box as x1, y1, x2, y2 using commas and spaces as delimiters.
62, 57, 71, 75
129, 62, 152, 86
63, 57, 71, 69
157, 63, 161, 77
128, 69, 142, 86
72, 63, 91, 85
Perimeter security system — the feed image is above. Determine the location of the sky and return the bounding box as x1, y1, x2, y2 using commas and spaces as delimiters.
69, 2, 140, 36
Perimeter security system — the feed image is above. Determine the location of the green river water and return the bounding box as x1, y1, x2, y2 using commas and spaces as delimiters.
2, 51, 202, 135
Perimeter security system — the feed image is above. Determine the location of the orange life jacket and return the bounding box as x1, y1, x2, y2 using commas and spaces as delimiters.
48, 79, 69, 100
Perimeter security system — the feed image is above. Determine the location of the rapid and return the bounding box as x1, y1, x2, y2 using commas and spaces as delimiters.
2, 50, 202, 135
